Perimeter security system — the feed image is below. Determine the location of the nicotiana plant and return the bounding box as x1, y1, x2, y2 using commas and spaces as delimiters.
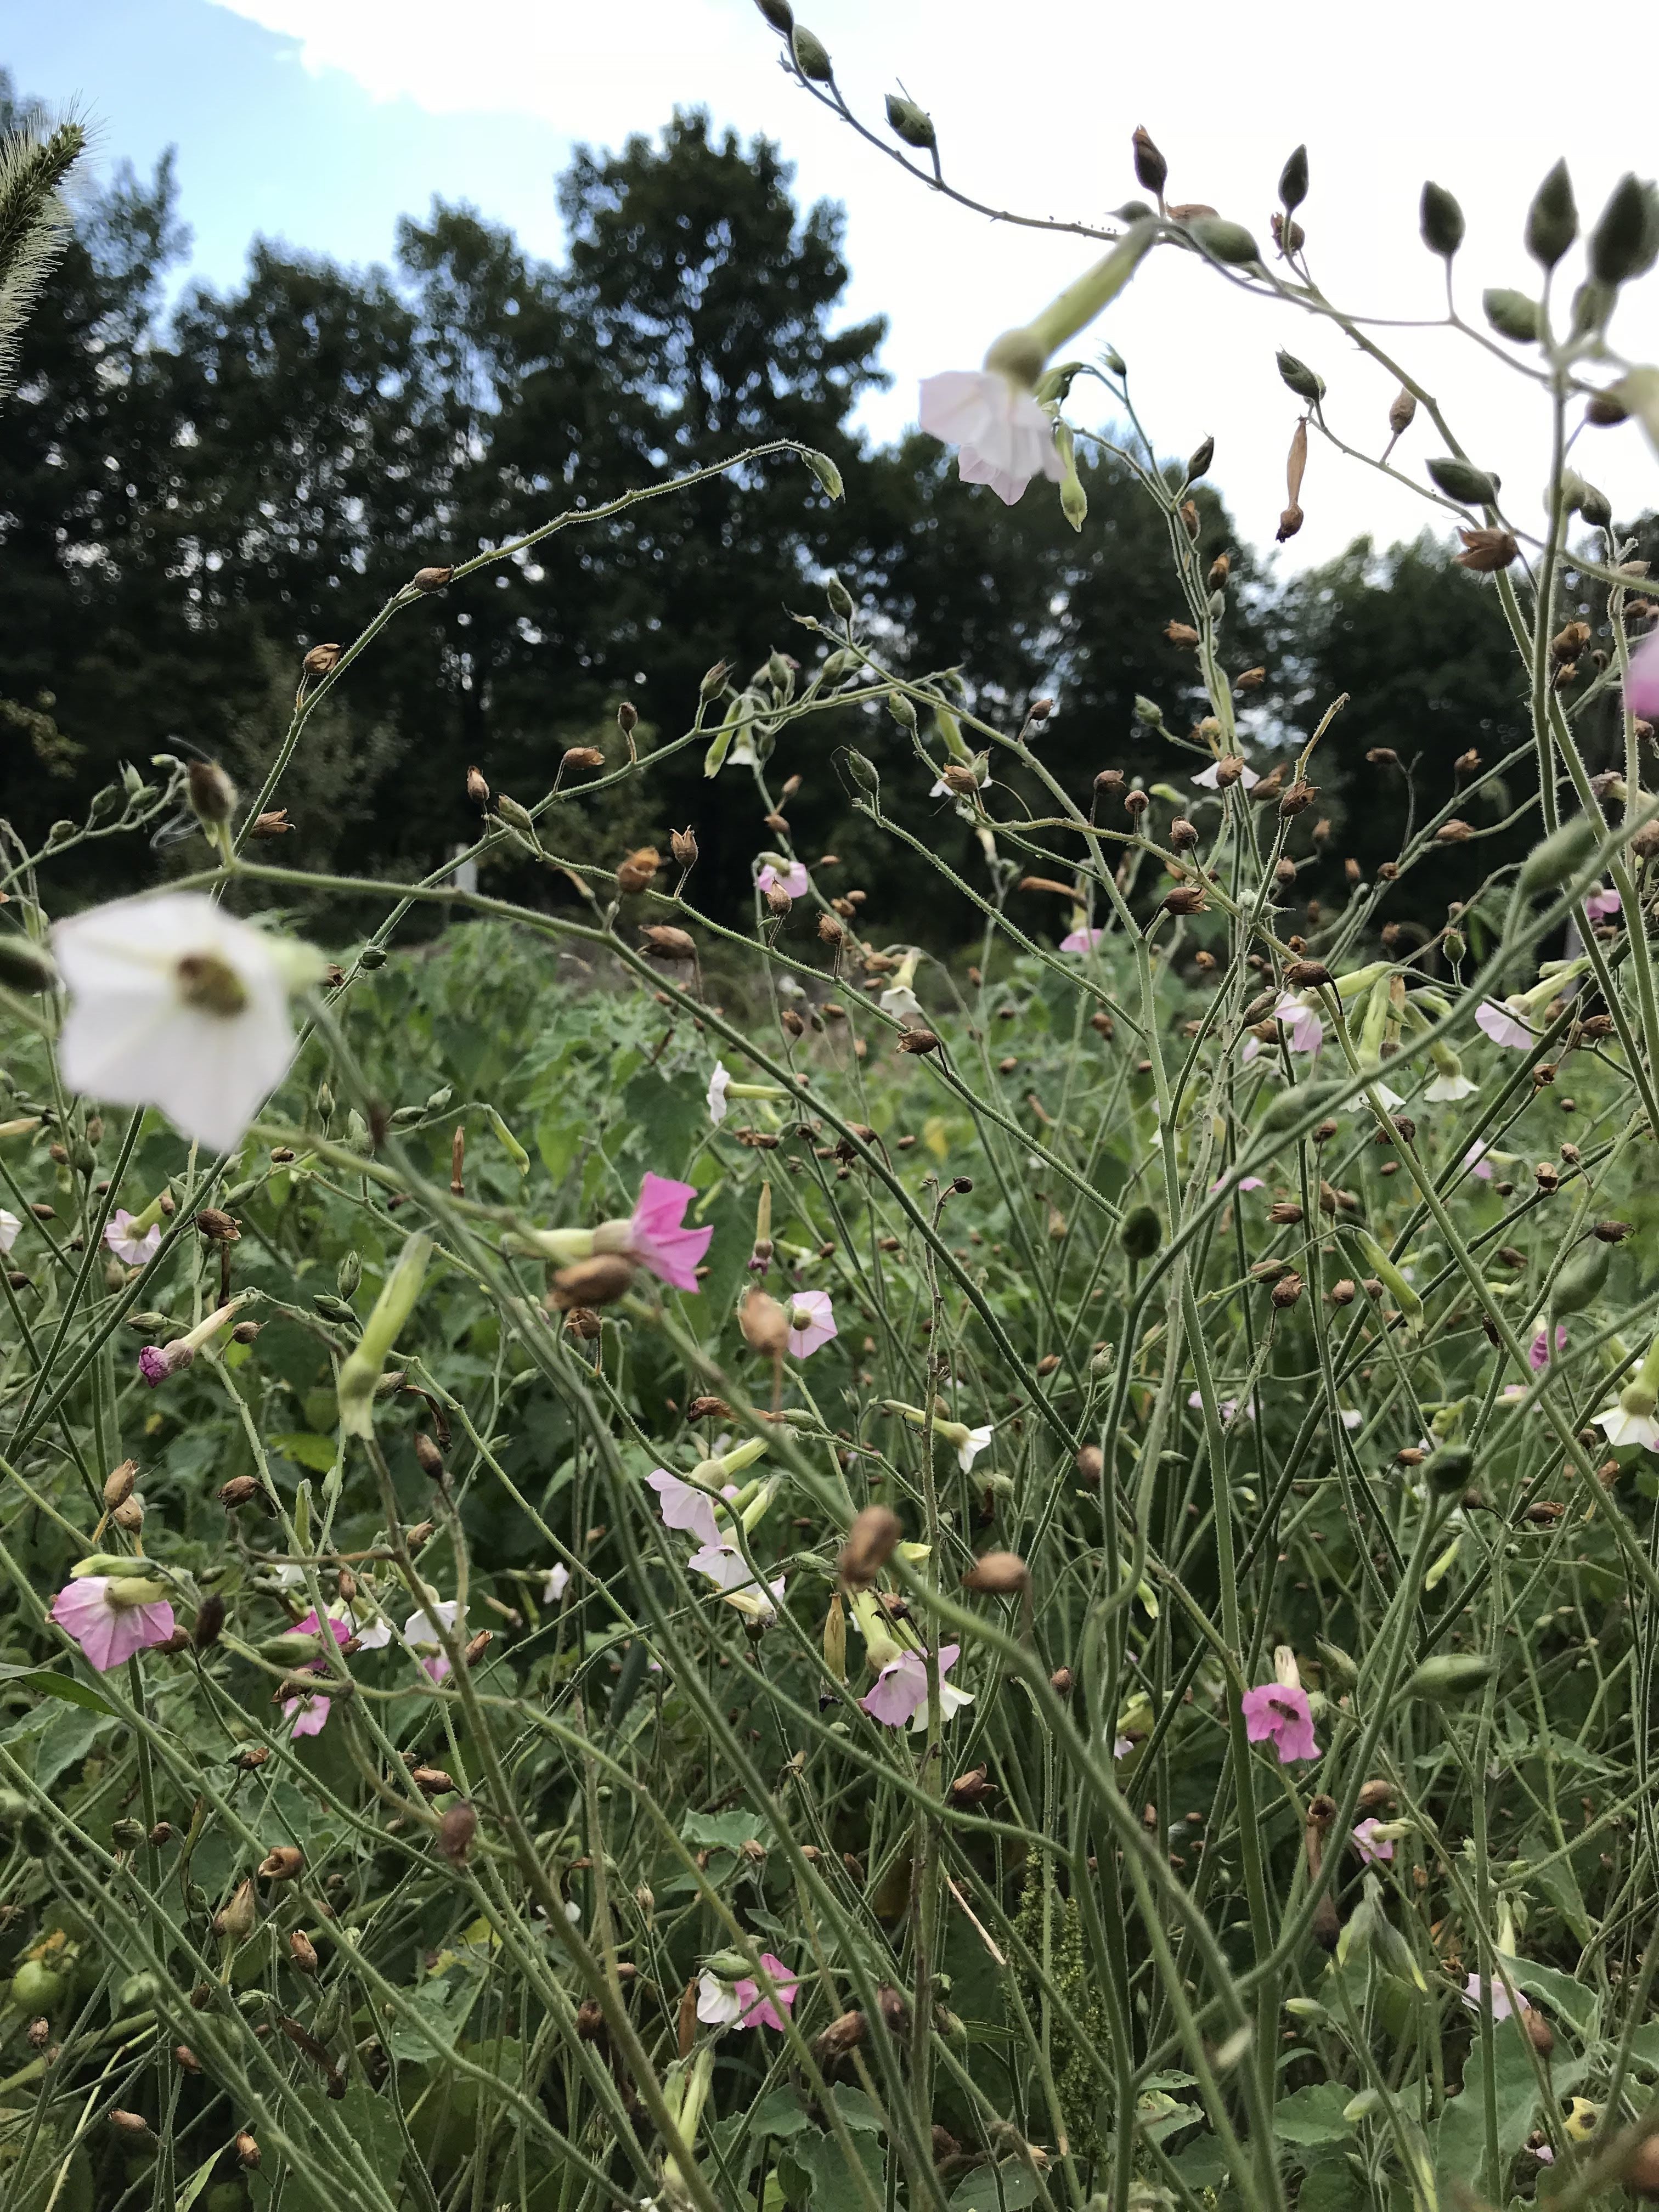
5, 30, 1659, 2212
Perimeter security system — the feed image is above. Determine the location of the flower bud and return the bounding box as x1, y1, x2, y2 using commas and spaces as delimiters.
1589, 173, 1659, 286
186, 760, 238, 828
1405, 1652, 1494, 1700
884, 94, 934, 150
1482, 287, 1540, 344
213, 1878, 258, 1944
1526, 159, 1577, 269
789, 25, 834, 81
1276, 349, 1325, 402
1278, 144, 1308, 212
1188, 216, 1261, 266
1426, 456, 1499, 506
1131, 126, 1167, 198
1185, 435, 1214, 483
1517, 815, 1598, 895
1419, 180, 1465, 258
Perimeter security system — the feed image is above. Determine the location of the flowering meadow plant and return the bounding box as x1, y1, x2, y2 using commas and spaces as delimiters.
4, 41, 1659, 2212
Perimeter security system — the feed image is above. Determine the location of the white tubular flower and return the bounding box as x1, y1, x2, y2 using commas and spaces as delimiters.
919, 372, 1063, 505
53, 893, 326, 1153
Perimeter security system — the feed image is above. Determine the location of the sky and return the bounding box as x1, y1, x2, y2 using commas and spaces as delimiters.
8, 0, 1659, 574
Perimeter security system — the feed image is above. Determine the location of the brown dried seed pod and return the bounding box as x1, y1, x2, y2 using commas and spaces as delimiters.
1164, 621, 1200, 648
640, 924, 696, 961
258, 1846, 303, 1882
739, 1290, 790, 1356
960, 1550, 1030, 1595
897, 1029, 944, 1056
1454, 528, 1519, 572
302, 642, 341, 677
838, 1505, 901, 1588
413, 565, 453, 593
549, 1256, 636, 1311
1283, 960, 1331, 988
615, 846, 660, 895
438, 1801, 478, 1865
1269, 1271, 1305, 1310
103, 1458, 138, 1508
561, 746, 606, 773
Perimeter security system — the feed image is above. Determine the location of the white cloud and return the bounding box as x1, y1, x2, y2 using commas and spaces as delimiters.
204, 0, 1659, 572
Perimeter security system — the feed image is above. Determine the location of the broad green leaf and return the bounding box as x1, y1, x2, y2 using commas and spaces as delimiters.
0, 1663, 113, 1717
268, 1431, 338, 1474
1273, 2081, 1353, 2148
949, 2165, 1039, 2211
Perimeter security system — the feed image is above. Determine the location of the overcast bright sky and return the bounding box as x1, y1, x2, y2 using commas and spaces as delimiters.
10, 0, 1659, 573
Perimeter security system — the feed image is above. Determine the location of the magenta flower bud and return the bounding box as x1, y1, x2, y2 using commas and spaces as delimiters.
138, 1346, 171, 1387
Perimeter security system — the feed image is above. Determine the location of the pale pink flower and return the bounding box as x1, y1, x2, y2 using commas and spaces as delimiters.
919, 370, 1063, 505
1530, 1322, 1567, 1372
861, 1643, 972, 1730
1188, 1389, 1242, 1424
1462, 1973, 1528, 2023
734, 1953, 799, 2029
1240, 1682, 1319, 1763
624, 1173, 712, 1291
50, 1576, 176, 1672
1210, 1173, 1265, 1194
1113, 1734, 1135, 1758
1192, 759, 1260, 792
787, 1290, 837, 1358
283, 1692, 331, 1737
1626, 626, 1659, 720
402, 1599, 461, 1682
757, 861, 809, 900
1476, 1000, 1537, 1050
1061, 926, 1104, 953
648, 1468, 735, 1549
1585, 885, 1622, 924
1276, 996, 1324, 1055
1464, 1143, 1494, 1182
104, 1210, 161, 1267
1352, 1818, 1393, 1865
686, 1542, 787, 1624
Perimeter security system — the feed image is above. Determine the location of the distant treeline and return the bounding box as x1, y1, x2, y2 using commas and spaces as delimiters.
0, 81, 1640, 942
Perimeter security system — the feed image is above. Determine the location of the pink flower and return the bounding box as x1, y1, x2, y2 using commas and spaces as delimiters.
1585, 885, 1622, 924
861, 1643, 972, 1730
787, 1290, 837, 1358
686, 1542, 787, 1624
648, 1468, 735, 1549
1626, 625, 1659, 720
1276, 995, 1323, 1055
1210, 1173, 1265, 1194
402, 1599, 461, 1682
734, 1953, 799, 2030
1352, 1818, 1393, 1865
293, 1609, 351, 1657
1061, 926, 1104, 953
50, 1576, 176, 1672
1240, 1683, 1319, 1763
1113, 1734, 1135, 1758
1530, 1322, 1567, 1372
1462, 1973, 1528, 2023
757, 861, 809, 900
104, 1210, 161, 1267
1476, 999, 1537, 1050
1464, 1143, 1494, 1181
137, 1345, 172, 1387
624, 1173, 712, 1292
919, 369, 1063, 506
284, 1692, 331, 1737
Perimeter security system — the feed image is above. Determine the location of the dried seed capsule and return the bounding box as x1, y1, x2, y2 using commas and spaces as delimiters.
838, 1506, 900, 1588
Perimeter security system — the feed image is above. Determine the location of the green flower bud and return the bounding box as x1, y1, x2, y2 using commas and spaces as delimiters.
754, 0, 793, 27
884, 93, 935, 150
1405, 1652, 1494, 1701
1419, 180, 1465, 259
336, 1233, 432, 1438
1526, 159, 1577, 270
1423, 1444, 1473, 1496
802, 448, 843, 500
1119, 1204, 1163, 1262
1133, 695, 1165, 729
1188, 216, 1261, 268
836, 747, 881, 799
824, 573, 855, 619
1517, 815, 1598, 896
887, 691, 918, 732
1276, 348, 1325, 402
1589, 173, 1659, 286
1551, 1239, 1610, 1318
1278, 145, 1309, 214
1482, 288, 1541, 345
789, 26, 834, 83
1185, 435, 1214, 483
1426, 456, 1500, 506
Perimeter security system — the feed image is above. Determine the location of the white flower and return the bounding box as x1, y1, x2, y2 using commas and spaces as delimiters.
687, 1542, 786, 1626
880, 984, 924, 1020
103, 1209, 162, 1267
707, 1063, 731, 1127
1595, 1402, 1659, 1451
0, 1209, 18, 1255
402, 1596, 462, 1681
349, 1607, 392, 1650
53, 892, 326, 1153
696, 1969, 742, 2025
543, 1563, 571, 1604
956, 1424, 994, 1474
919, 370, 1063, 506
911, 1675, 975, 1734
1424, 1071, 1478, 1102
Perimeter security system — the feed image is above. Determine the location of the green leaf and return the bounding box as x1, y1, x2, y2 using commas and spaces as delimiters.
268, 1431, 338, 1474
1626, 2022, 1659, 2074
0, 1662, 113, 1716
752, 2086, 812, 2140
680, 1808, 770, 1850
1273, 2081, 1353, 2148
1498, 1951, 1597, 2039
1433, 2021, 1551, 2198
795, 2128, 884, 2212
949, 2166, 1039, 2211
